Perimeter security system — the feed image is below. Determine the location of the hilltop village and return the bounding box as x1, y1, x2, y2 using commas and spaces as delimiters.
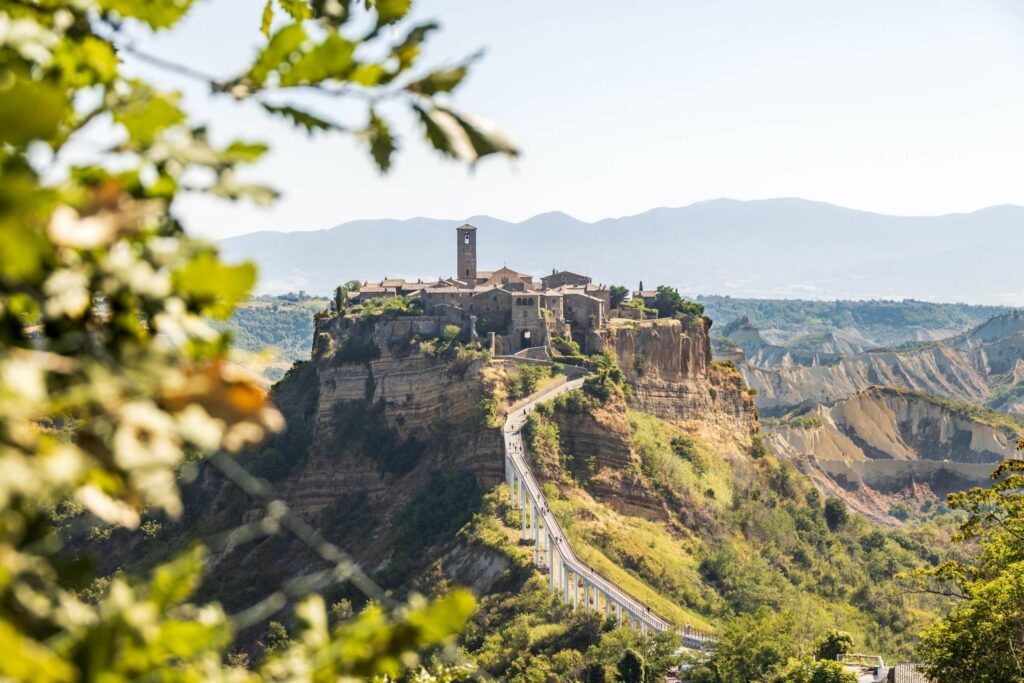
347, 224, 660, 354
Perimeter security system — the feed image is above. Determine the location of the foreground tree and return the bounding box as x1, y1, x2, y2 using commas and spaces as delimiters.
908, 450, 1024, 682
0, 0, 515, 679
772, 658, 857, 683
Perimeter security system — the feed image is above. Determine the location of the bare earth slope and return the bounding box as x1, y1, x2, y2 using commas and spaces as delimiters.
741, 311, 1024, 416
767, 386, 1022, 523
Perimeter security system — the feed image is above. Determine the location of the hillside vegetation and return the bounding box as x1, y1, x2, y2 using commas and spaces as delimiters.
215, 294, 327, 381
509, 390, 951, 661
701, 296, 1007, 347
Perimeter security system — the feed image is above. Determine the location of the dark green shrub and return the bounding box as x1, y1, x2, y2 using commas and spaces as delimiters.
814, 628, 855, 662
671, 435, 708, 476
824, 498, 848, 531
616, 649, 645, 683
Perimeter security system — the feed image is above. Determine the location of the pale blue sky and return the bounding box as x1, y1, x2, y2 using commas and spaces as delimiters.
123, 0, 1024, 239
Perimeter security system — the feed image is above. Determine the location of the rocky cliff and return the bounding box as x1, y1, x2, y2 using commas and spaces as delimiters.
550, 398, 670, 522
740, 311, 1024, 416
743, 344, 991, 416
280, 315, 502, 519
589, 317, 756, 430
767, 386, 1022, 522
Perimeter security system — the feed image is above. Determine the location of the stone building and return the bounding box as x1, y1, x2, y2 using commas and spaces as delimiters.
350, 224, 608, 353
541, 270, 591, 289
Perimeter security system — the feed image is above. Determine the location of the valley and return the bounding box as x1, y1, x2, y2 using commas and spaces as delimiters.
155, 226, 1023, 679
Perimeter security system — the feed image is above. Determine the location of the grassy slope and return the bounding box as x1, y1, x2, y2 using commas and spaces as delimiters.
492, 395, 956, 660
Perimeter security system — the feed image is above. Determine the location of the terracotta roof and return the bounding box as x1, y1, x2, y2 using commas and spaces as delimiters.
471, 284, 510, 294
457, 223, 477, 230
489, 266, 528, 277
421, 287, 465, 294
564, 291, 603, 303
543, 270, 589, 280
380, 279, 406, 287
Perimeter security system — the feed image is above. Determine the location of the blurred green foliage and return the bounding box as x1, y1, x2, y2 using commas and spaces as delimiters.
0, 0, 516, 678
907, 452, 1024, 682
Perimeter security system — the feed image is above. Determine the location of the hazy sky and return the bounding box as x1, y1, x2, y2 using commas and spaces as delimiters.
123, 0, 1024, 239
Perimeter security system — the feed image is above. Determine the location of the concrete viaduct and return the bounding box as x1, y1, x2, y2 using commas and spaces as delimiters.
501, 368, 713, 648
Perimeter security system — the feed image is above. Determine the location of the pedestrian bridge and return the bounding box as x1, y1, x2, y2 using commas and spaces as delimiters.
502, 373, 714, 646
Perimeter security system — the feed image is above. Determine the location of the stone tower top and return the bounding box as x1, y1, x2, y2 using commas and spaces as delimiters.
457, 224, 477, 284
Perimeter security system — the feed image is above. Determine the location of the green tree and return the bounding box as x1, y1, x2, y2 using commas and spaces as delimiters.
616, 649, 645, 683
0, 0, 509, 679
773, 659, 857, 683
263, 620, 291, 656
584, 662, 608, 683
813, 629, 854, 662
910, 454, 1024, 682
808, 661, 857, 683
824, 498, 849, 531
651, 285, 705, 319
710, 608, 800, 683
330, 598, 354, 623
609, 285, 630, 309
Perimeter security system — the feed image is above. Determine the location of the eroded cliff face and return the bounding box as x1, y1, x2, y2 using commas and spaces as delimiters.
742, 345, 991, 416
767, 386, 1020, 522
550, 399, 669, 522
194, 311, 762, 609
287, 315, 501, 518
739, 311, 1024, 417
588, 317, 756, 430
516, 316, 759, 523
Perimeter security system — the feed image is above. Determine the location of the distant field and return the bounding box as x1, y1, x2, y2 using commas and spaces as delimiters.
698, 295, 1009, 346
215, 294, 327, 383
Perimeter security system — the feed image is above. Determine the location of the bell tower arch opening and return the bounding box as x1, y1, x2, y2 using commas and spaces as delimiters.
457, 224, 477, 285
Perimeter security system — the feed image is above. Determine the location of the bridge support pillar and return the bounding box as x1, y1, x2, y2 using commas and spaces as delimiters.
521, 495, 527, 540
548, 537, 554, 592
532, 503, 540, 563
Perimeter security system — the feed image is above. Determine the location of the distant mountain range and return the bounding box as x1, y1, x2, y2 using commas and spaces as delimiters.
219, 198, 1024, 304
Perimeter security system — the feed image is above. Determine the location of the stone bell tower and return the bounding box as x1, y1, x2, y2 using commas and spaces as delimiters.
457, 224, 477, 284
